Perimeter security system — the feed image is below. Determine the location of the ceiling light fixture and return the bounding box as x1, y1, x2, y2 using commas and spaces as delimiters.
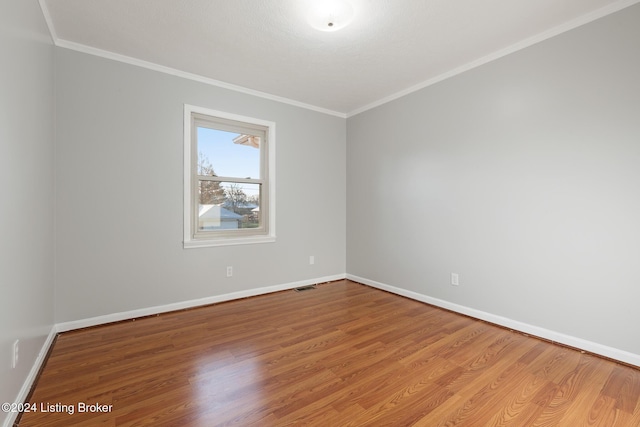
307, 0, 354, 32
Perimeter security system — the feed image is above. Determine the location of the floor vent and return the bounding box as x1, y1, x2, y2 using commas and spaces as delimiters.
294, 285, 317, 292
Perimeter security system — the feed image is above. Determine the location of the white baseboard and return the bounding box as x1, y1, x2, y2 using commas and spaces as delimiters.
11, 271, 635, 427
3, 326, 57, 427
5, 274, 346, 427
347, 274, 640, 368
56, 274, 346, 332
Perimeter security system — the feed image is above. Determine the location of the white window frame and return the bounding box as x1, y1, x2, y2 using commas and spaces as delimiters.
183, 105, 276, 248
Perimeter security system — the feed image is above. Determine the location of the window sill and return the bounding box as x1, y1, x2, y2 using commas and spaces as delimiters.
183, 235, 276, 249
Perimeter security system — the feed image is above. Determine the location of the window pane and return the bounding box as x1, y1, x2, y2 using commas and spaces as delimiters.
198, 181, 261, 231
197, 127, 260, 179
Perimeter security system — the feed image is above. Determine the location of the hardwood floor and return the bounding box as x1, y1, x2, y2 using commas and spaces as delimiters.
17, 280, 640, 426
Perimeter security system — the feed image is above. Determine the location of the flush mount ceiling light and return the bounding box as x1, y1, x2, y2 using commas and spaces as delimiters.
307, 0, 355, 32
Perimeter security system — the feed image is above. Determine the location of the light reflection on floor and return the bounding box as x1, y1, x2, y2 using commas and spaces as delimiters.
191, 347, 269, 423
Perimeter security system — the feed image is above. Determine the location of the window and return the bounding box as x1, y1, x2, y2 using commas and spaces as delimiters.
184, 105, 275, 247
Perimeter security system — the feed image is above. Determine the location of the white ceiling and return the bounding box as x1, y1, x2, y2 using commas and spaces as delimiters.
41, 0, 638, 117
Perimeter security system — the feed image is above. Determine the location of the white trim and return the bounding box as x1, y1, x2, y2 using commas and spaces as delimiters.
5, 275, 344, 426
346, 274, 640, 368
53, 39, 346, 118
38, 0, 638, 118
183, 105, 276, 248
8, 271, 637, 427
346, 0, 640, 117
183, 235, 276, 248
56, 274, 346, 332
3, 326, 57, 427
37, 0, 57, 44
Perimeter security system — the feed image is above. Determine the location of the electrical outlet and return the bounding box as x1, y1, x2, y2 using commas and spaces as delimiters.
12, 340, 19, 369
451, 273, 459, 286
226, 266, 233, 277
309, 255, 315, 265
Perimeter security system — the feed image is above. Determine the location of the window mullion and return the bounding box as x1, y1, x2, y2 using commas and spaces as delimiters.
198, 175, 263, 184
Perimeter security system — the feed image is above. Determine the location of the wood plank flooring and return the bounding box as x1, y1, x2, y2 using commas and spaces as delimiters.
17, 280, 640, 426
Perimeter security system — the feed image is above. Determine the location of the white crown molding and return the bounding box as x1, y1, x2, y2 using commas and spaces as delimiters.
38, 0, 638, 119
347, 274, 640, 368
37, 0, 57, 44
346, 0, 640, 117
52, 38, 347, 119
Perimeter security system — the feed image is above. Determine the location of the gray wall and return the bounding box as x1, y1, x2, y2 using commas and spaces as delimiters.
347, 5, 640, 355
0, 0, 55, 418
3, 5, 638, 416
54, 49, 346, 322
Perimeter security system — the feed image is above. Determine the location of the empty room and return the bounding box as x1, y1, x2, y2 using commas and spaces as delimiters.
2, 0, 639, 425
